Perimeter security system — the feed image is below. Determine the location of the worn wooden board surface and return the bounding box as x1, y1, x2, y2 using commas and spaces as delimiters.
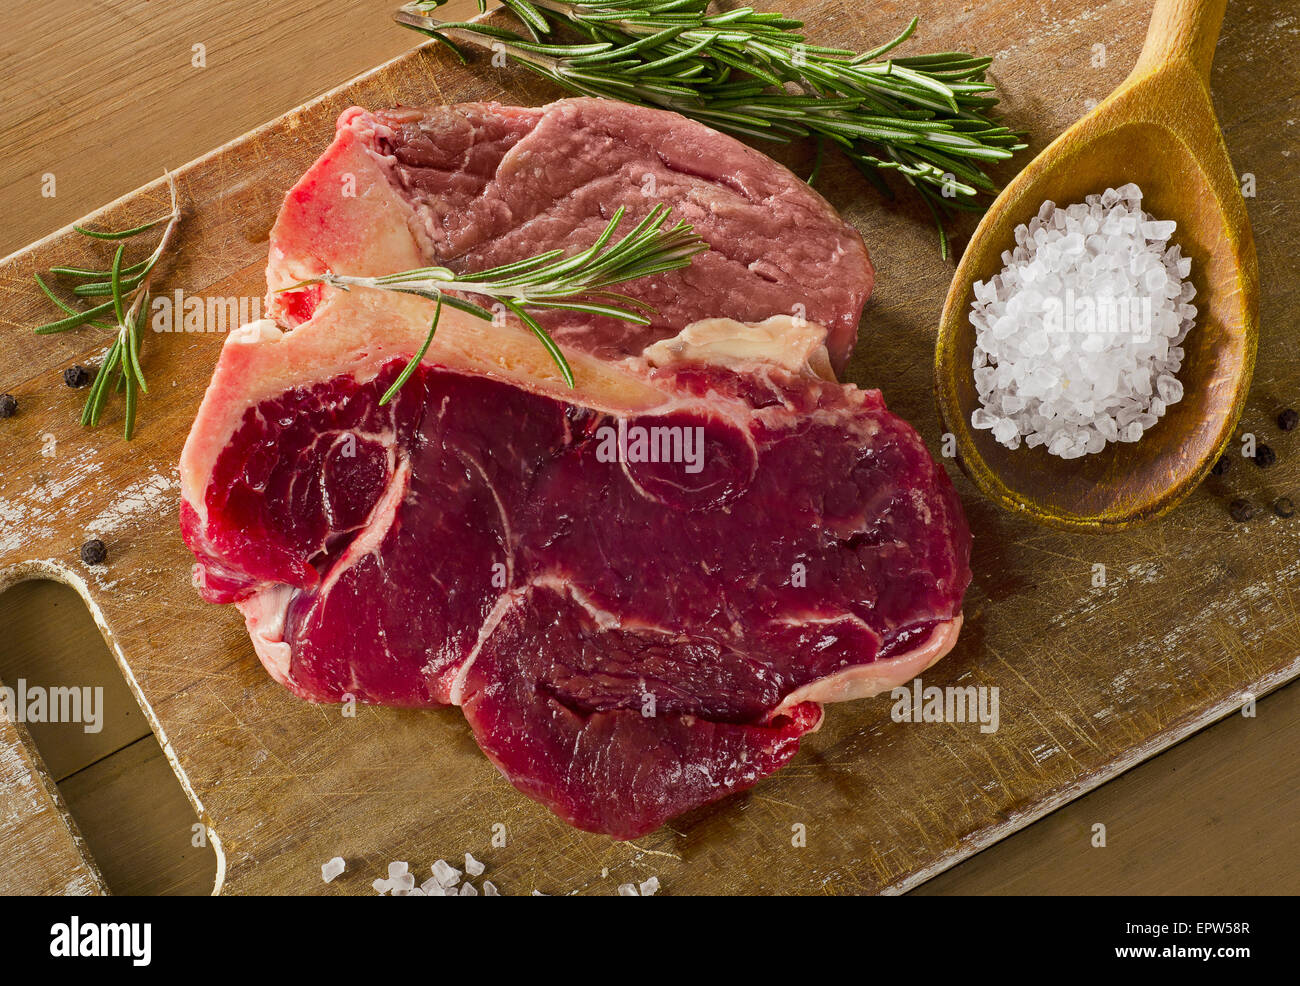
0, 579, 218, 894
1, 0, 1297, 895
0, 711, 106, 895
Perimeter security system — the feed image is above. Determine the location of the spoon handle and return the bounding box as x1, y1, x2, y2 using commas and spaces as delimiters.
1132, 0, 1228, 83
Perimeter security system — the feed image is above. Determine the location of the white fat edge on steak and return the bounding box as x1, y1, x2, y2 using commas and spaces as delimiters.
640, 314, 836, 381
237, 584, 296, 688
771, 615, 964, 715
634, 315, 887, 470
264, 108, 426, 305
635, 314, 881, 441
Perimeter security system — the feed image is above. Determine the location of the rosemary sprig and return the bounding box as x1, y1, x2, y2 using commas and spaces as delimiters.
395, 0, 1026, 256
33, 173, 182, 439
284, 202, 705, 402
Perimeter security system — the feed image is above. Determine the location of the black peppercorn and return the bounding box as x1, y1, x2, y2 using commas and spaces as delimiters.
0, 393, 16, 418
79, 539, 108, 565
1279, 408, 1298, 432
1254, 443, 1277, 468
1274, 497, 1295, 519
63, 364, 90, 388
1229, 498, 1255, 522
1211, 455, 1231, 476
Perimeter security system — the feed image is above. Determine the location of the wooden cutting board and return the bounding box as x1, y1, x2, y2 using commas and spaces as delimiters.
2, 0, 1297, 896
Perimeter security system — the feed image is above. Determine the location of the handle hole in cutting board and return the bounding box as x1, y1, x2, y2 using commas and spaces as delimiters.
0, 580, 216, 895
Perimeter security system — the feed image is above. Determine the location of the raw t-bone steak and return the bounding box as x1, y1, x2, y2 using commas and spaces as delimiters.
180, 290, 971, 838
267, 97, 873, 372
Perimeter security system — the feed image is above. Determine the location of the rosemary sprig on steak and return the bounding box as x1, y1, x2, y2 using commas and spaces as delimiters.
395, 0, 1026, 256
286, 203, 706, 401
32, 173, 182, 440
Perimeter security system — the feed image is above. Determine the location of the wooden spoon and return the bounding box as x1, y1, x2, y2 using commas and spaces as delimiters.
934, 0, 1258, 531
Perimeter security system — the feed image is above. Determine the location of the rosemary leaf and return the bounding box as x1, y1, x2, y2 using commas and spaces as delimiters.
52, 258, 151, 281
508, 300, 575, 386
379, 296, 444, 406
82, 339, 122, 427
110, 244, 128, 327
33, 298, 118, 335
33, 273, 114, 330
127, 294, 149, 393
72, 215, 166, 241
123, 365, 138, 440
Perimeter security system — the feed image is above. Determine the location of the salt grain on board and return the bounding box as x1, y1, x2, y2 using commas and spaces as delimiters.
431, 858, 461, 887
372, 861, 415, 895
321, 856, 345, 883
356, 855, 660, 896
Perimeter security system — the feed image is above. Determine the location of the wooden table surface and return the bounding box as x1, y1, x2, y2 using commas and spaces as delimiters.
0, 0, 1296, 894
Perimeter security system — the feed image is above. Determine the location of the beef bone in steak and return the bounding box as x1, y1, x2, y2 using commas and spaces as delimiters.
179, 288, 971, 838
266, 97, 873, 372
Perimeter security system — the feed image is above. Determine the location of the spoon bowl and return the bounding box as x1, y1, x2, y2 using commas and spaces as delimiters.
935, 0, 1258, 531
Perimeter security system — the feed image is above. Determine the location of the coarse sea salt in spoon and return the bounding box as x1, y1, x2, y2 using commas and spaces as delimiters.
969, 183, 1197, 459
934, 0, 1258, 531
